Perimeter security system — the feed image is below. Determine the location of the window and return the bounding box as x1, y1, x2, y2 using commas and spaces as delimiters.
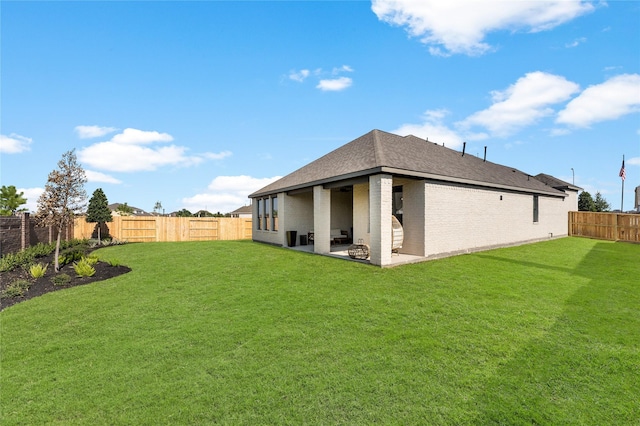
265, 197, 271, 230
257, 199, 263, 230
533, 195, 539, 223
271, 196, 278, 231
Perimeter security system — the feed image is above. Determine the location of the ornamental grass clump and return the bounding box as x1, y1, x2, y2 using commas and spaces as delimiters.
73, 258, 96, 277
1, 279, 30, 298
29, 263, 48, 278
51, 273, 72, 286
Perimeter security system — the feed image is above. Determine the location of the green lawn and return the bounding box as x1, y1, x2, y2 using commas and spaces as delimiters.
1, 237, 638, 424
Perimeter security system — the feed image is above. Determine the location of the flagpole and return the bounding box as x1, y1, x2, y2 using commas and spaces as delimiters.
621, 155, 625, 212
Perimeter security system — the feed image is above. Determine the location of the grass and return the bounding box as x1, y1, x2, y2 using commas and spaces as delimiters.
1, 237, 638, 424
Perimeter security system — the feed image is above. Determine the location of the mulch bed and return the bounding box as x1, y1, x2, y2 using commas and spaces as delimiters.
0, 250, 131, 311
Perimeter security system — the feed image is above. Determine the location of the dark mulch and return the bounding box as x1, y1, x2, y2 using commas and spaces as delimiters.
0, 251, 131, 311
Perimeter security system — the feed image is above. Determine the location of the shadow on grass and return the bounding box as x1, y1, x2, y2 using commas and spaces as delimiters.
469, 241, 640, 424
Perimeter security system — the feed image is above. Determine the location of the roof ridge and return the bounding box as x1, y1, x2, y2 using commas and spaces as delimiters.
371, 129, 386, 167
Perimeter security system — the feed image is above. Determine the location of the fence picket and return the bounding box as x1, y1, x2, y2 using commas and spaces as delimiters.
569, 211, 640, 243
73, 216, 252, 242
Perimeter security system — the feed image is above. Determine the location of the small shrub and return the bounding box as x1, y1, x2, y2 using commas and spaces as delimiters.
0, 251, 35, 272
73, 259, 96, 277
30, 242, 56, 257
84, 255, 99, 265
59, 249, 84, 267
0, 240, 91, 273
1, 279, 31, 298
29, 263, 48, 278
60, 239, 88, 251
51, 273, 72, 286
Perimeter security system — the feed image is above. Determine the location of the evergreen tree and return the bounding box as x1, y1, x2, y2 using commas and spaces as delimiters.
175, 208, 193, 217
578, 191, 596, 212
86, 188, 113, 243
594, 191, 611, 212
0, 185, 28, 215
35, 150, 87, 271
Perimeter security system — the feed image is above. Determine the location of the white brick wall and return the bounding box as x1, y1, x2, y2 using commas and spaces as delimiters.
253, 191, 313, 246
313, 186, 331, 254
401, 179, 427, 256
369, 174, 392, 266
253, 177, 575, 264
424, 182, 570, 257
353, 183, 370, 245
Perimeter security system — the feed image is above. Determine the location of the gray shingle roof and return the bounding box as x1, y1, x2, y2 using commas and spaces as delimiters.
250, 129, 568, 198
534, 173, 581, 191
230, 205, 253, 214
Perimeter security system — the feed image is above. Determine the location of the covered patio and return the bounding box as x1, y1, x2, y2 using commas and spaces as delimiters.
288, 242, 426, 267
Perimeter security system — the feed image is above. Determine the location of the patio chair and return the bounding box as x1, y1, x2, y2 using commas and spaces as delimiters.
392, 215, 403, 254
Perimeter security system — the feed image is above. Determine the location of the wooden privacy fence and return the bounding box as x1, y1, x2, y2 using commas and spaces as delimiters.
569, 211, 640, 243
74, 216, 252, 243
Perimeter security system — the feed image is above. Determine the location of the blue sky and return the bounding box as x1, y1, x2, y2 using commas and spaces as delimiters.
1, 0, 639, 214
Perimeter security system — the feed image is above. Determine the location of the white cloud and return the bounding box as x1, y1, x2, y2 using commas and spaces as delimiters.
372, 0, 594, 56
85, 170, 122, 184
80, 142, 189, 172
289, 69, 310, 82
565, 37, 587, 48
628, 157, 640, 166
556, 74, 640, 127
181, 175, 281, 214
110, 128, 173, 145
203, 151, 233, 160
78, 128, 230, 172
333, 65, 354, 74
392, 109, 464, 148
19, 187, 44, 213
316, 77, 353, 92
288, 66, 354, 91
461, 71, 580, 137
75, 125, 118, 139
0, 133, 32, 153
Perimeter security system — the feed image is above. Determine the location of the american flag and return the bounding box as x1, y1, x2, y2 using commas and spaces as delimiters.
619, 159, 626, 181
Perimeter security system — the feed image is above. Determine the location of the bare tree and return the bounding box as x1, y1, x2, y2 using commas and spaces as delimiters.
36, 150, 87, 271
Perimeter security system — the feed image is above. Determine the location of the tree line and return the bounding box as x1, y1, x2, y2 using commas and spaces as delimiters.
578, 191, 611, 212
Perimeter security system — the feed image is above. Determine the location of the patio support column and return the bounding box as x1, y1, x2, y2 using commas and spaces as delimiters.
369, 174, 392, 266
276, 191, 288, 247
313, 185, 331, 254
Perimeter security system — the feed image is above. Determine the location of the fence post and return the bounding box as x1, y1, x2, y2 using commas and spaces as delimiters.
21, 212, 29, 251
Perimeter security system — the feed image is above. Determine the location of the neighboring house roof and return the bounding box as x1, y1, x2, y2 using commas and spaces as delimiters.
250, 129, 568, 198
230, 205, 252, 215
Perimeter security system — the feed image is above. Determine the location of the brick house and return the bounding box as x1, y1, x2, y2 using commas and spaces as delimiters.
249, 130, 579, 267
229, 205, 253, 218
